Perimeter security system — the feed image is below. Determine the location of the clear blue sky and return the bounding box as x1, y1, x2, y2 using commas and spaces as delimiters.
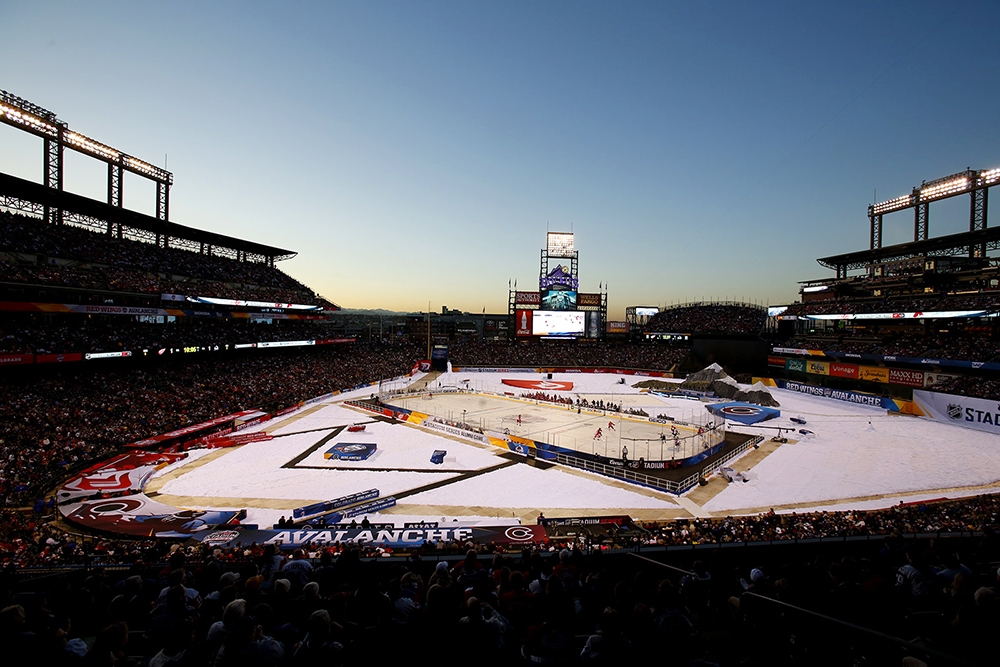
2, 1, 998, 318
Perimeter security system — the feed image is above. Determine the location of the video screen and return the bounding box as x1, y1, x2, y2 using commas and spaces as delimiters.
541, 289, 577, 311
532, 311, 586, 336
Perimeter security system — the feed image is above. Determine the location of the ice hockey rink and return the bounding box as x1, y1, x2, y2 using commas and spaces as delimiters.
146, 370, 1000, 527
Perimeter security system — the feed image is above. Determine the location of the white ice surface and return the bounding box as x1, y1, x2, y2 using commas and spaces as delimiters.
152, 372, 1000, 520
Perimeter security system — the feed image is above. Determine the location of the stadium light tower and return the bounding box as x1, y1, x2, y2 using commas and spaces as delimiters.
867, 166, 999, 256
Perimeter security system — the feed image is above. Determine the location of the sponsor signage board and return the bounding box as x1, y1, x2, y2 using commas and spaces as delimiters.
781, 381, 890, 408
515, 310, 533, 336
0, 353, 33, 365
912, 390, 1000, 435
768, 356, 786, 366
606, 321, 629, 334
830, 362, 859, 379
924, 372, 959, 388
195, 524, 548, 550
859, 366, 889, 383
889, 368, 925, 388
807, 360, 829, 375
786, 359, 806, 373
514, 291, 541, 306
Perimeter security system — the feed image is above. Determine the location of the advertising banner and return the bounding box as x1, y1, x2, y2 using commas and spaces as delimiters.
912, 390, 1000, 435
195, 524, 548, 550
127, 409, 263, 448
773, 347, 813, 355
780, 380, 895, 409
293, 489, 380, 519
0, 353, 33, 365
786, 359, 806, 373
36, 352, 83, 363
515, 291, 541, 306
515, 310, 533, 336
806, 360, 829, 376
606, 321, 629, 334
859, 366, 889, 383
830, 362, 859, 379
889, 368, 925, 388
225, 431, 274, 445
577, 293, 601, 307
768, 356, 786, 367
924, 372, 959, 388
422, 419, 491, 444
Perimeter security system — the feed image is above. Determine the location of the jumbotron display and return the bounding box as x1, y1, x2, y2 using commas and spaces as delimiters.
510, 231, 607, 338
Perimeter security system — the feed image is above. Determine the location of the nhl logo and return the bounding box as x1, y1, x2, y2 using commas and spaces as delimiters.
946, 404, 962, 420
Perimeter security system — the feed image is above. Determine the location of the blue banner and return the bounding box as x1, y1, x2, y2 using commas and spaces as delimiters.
775, 380, 903, 410
293, 489, 379, 519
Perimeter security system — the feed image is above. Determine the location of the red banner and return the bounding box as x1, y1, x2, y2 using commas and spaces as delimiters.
889, 368, 924, 388
768, 356, 786, 366
502, 379, 574, 391
227, 431, 274, 444
0, 353, 33, 365
36, 352, 83, 363
515, 291, 541, 305
830, 362, 859, 379
127, 409, 262, 448
516, 310, 532, 336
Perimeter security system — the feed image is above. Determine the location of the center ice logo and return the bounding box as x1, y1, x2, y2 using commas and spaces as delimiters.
501, 379, 574, 391
325, 442, 377, 461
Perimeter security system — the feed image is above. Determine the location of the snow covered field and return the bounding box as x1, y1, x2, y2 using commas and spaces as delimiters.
151, 371, 1000, 525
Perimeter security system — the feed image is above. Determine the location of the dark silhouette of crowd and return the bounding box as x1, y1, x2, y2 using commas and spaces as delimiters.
0, 211, 331, 307
780, 331, 999, 364
449, 341, 689, 371
0, 344, 420, 508
0, 317, 355, 357
782, 292, 999, 317
645, 303, 766, 335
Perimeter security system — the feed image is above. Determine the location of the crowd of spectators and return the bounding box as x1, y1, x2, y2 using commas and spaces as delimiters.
0, 317, 354, 357
0, 211, 331, 307
3, 495, 1000, 664
930, 375, 1000, 401
0, 344, 420, 507
779, 331, 999, 363
644, 303, 766, 335
782, 292, 1000, 317
515, 391, 649, 417
449, 341, 689, 371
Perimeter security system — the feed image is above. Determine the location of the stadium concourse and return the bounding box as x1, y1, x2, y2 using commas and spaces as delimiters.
135, 370, 1000, 530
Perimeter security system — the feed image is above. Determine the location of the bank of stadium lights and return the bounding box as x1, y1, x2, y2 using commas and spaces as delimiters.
920, 176, 969, 202
0, 101, 59, 137
872, 194, 914, 215
124, 155, 170, 182
546, 232, 575, 258
65, 131, 120, 162
870, 166, 999, 215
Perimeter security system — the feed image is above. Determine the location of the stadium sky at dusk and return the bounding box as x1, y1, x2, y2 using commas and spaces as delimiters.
2, 1, 998, 319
